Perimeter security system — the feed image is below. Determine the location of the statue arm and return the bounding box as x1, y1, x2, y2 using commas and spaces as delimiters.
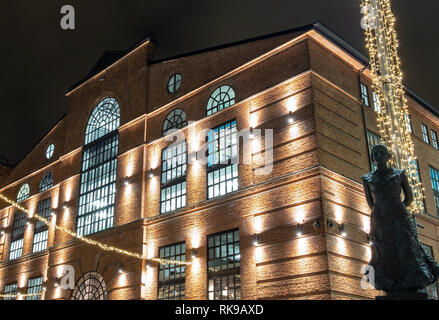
362, 178, 374, 210
401, 170, 414, 207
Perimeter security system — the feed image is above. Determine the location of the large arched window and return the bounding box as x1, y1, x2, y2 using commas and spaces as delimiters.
39, 172, 54, 192
206, 86, 236, 116
162, 109, 187, 136
17, 184, 30, 202
77, 98, 120, 236
85, 97, 120, 145
71, 272, 107, 300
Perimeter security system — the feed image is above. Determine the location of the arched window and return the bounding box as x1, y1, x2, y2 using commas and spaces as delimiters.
162, 109, 187, 136
77, 98, 120, 236
85, 97, 120, 145
206, 86, 236, 116
39, 172, 54, 192
71, 272, 107, 300
17, 184, 30, 202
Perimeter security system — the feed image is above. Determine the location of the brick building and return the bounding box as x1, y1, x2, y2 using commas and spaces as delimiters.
1, 22, 439, 300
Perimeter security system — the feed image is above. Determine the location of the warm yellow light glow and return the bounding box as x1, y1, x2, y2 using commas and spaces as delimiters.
334, 206, 343, 223
191, 229, 201, 249
255, 246, 264, 263
336, 237, 347, 255
362, 216, 371, 233
253, 215, 263, 234
294, 208, 306, 224
286, 95, 298, 112
250, 113, 259, 128
365, 246, 372, 261
297, 237, 308, 256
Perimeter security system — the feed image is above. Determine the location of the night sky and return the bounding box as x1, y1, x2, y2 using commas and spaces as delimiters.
1, 0, 438, 164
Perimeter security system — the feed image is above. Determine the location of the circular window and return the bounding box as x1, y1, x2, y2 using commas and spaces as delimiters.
46, 144, 55, 159
71, 272, 107, 300
168, 73, 182, 93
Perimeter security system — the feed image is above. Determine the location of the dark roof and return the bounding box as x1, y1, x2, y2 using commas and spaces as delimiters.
68, 21, 438, 115
68, 37, 152, 92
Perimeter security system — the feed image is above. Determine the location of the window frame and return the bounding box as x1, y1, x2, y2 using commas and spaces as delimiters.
372, 91, 382, 114
2, 283, 17, 300
162, 108, 187, 137
206, 120, 239, 200
431, 130, 439, 150
32, 198, 51, 253
429, 166, 439, 217
366, 130, 382, 171
206, 86, 236, 116
360, 83, 370, 107
167, 73, 182, 94
26, 277, 43, 300
207, 229, 241, 300
157, 242, 186, 300
160, 141, 188, 215
405, 114, 413, 134
422, 123, 430, 145
9, 211, 26, 261
17, 184, 30, 202
39, 172, 54, 193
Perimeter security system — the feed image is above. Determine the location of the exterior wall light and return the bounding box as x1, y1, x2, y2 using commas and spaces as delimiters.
148, 169, 154, 179
0, 229, 5, 236
191, 152, 198, 163
62, 202, 68, 210
54, 278, 61, 287
296, 224, 302, 237
124, 176, 130, 186
118, 263, 124, 274
340, 223, 347, 237
146, 261, 151, 269
253, 233, 259, 246
367, 234, 373, 245
288, 111, 294, 124
250, 127, 255, 139
191, 248, 197, 259
50, 211, 56, 217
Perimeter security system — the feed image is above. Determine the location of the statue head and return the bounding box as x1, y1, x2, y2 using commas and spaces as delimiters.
371, 144, 392, 165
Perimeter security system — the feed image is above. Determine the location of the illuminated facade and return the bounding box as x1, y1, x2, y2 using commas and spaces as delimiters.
1, 22, 439, 300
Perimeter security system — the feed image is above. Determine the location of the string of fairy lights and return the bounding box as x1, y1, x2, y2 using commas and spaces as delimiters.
361, 0, 425, 214
0, 193, 191, 267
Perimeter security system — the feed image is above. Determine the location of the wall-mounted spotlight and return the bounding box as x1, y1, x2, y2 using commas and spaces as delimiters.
26, 219, 31, 226
124, 176, 130, 186
340, 223, 347, 237
191, 248, 197, 259
191, 152, 198, 163
62, 202, 68, 210
148, 169, 154, 179
54, 278, 61, 287
50, 211, 56, 217
146, 261, 151, 269
327, 219, 334, 229
296, 224, 302, 237
313, 219, 320, 230
0, 229, 5, 236
253, 233, 259, 246
288, 111, 294, 124
118, 263, 124, 274
367, 234, 373, 245
250, 127, 255, 139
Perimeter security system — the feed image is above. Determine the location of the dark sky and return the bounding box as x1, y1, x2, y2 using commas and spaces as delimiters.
1, 0, 438, 163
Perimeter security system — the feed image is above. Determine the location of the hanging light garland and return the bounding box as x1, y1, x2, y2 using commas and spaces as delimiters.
360, 0, 425, 214
0, 193, 190, 267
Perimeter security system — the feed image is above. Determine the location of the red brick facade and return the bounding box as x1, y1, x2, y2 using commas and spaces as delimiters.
1, 24, 439, 300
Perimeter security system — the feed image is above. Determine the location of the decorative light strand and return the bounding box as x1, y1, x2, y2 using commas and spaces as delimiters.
0, 292, 41, 299
0, 193, 190, 267
361, 0, 425, 214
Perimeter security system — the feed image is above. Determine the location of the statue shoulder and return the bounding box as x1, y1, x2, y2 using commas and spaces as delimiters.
392, 168, 406, 177
361, 172, 374, 184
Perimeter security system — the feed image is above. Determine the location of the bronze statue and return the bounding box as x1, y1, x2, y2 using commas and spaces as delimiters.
361, 144, 439, 298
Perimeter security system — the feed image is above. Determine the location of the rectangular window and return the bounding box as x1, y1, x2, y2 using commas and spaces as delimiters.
360, 83, 370, 107
77, 134, 118, 236
422, 124, 430, 144
207, 229, 241, 300
207, 120, 239, 199
158, 242, 186, 300
420, 244, 438, 299
366, 130, 382, 171
160, 142, 187, 214
372, 91, 382, 114
3, 283, 17, 300
9, 211, 26, 261
26, 277, 43, 300
429, 167, 439, 216
32, 198, 51, 253
431, 130, 439, 150
405, 114, 413, 133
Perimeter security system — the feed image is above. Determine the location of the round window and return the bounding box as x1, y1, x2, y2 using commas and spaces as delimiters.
168, 73, 182, 93
46, 144, 55, 159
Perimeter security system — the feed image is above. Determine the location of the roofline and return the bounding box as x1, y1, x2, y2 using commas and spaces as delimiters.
312, 22, 439, 117
67, 36, 153, 93
150, 23, 315, 64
